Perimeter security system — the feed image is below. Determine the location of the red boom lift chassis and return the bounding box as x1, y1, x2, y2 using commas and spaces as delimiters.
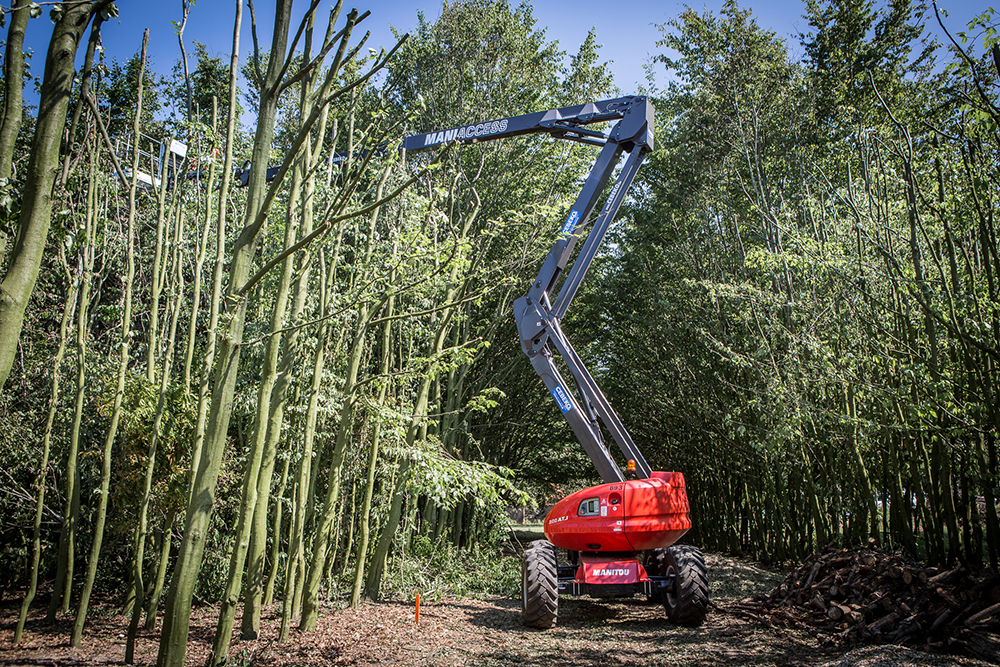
403, 96, 709, 629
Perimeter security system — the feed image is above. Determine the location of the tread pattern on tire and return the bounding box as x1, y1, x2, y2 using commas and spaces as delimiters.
658, 544, 709, 627
527, 539, 557, 563
521, 544, 558, 629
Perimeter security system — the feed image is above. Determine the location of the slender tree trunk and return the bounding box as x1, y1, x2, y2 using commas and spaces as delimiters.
301, 225, 349, 541
158, 4, 292, 665
190, 101, 232, 498
350, 300, 393, 607
44, 11, 105, 619
145, 151, 171, 384
264, 454, 291, 607
299, 303, 371, 631
48, 267, 85, 617
280, 251, 340, 641
338, 480, 357, 579
59, 12, 105, 190
279, 251, 338, 639
845, 384, 878, 542
282, 473, 307, 638
183, 103, 218, 393
278, 474, 302, 643
70, 31, 148, 644
48, 139, 101, 621
127, 202, 185, 664
0, 0, 29, 179
0, 0, 108, 390
160, 5, 402, 659
176, 0, 193, 120
244, 23, 329, 635
366, 308, 458, 600
0, 0, 30, 262
212, 153, 302, 660
242, 119, 326, 641
300, 165, 393, 629
14, 248, 77, 643
144, 507, 176, 631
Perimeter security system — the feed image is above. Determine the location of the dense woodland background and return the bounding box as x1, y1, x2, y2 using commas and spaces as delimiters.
0, 0, 998, 663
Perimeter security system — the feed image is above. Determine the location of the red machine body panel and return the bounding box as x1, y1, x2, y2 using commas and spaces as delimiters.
575, 553, 650, 584
624, 471, 692, 550
543, 471, 691, 552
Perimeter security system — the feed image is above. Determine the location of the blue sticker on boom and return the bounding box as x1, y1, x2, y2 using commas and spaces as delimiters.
559, 210, 580, 236
551, 385, 574, 414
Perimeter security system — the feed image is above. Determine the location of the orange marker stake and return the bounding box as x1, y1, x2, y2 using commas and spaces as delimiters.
415, 593, 420, 624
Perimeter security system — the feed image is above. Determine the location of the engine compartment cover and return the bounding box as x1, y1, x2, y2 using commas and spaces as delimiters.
543, 471, 691, 552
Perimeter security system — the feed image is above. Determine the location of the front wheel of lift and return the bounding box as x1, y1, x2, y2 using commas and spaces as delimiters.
527, 538, 557, 563
521, 544, 558, 629
658, 545, 709, 627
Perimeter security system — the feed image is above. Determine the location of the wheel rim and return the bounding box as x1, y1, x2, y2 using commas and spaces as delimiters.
664, 562, 679, 611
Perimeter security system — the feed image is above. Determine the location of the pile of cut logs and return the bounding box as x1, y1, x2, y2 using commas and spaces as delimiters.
745, 542, 1000, 654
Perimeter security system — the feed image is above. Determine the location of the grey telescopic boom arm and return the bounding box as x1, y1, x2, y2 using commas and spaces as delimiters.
403, 96, 655, 484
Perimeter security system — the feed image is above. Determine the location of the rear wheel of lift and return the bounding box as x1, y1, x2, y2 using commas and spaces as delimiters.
659, 545, 709, 627
521, 544, 558, 629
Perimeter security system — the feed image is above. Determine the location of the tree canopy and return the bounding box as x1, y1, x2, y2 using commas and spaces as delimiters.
1, 0, 999, 662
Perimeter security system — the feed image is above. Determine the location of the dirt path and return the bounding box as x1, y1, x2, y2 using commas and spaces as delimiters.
1, 554, 994, 666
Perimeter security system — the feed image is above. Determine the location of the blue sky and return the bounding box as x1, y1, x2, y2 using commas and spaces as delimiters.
16, 0, 994, 106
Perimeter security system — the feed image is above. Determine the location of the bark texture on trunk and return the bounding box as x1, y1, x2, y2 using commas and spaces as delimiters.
0, 0, 107, 390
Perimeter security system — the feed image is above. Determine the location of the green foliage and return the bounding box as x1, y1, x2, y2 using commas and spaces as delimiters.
169, 41, 241, 128
99, 52, 163, 138
801, 0, 934, 138
562, 0, 1000, 568
405, 434, 528, 510
0, 176, 20, 231
0, 389, 43, 591
384, 4, 623, 508
99, 371, 196, 531
9, 2, 999, 649
384, 535, 520, 601
388, 0, 562, 121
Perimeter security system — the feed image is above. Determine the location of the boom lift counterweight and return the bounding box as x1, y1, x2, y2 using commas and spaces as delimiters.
403, 96, 708, 630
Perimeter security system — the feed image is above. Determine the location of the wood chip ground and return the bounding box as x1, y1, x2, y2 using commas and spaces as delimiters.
1, 552, 996, 666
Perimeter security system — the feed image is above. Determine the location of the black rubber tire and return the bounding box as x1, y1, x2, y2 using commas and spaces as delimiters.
527, 539, 557, 564
521, 545, 558, 629
659, 545, 709, 627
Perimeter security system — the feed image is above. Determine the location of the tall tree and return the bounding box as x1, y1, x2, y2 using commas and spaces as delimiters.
13, 246, 77, 644
0, 0, 114, 390
71, 32, 150, 647
158, 2, 410, 663
802, 0, 931, 139
0, 0, 31, 265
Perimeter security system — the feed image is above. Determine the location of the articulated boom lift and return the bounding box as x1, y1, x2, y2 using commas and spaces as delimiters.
403, 96, 708, 629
